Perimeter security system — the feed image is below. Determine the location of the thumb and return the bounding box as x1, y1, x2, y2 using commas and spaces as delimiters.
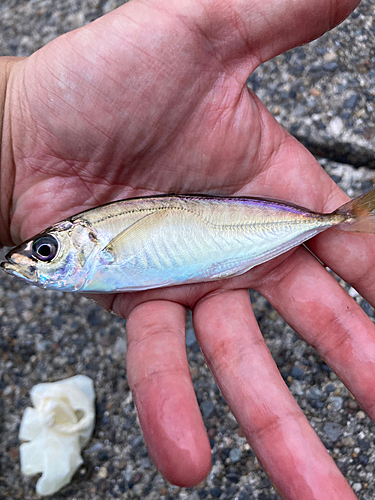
164, 0, 360, 68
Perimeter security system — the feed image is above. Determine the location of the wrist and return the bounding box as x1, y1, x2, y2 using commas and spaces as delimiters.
0, 57, 24, 246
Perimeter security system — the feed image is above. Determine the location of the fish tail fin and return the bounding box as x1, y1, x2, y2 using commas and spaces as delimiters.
335, 188, 375, 233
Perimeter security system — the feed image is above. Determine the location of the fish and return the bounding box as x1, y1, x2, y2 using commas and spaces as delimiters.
2, 190, 375, 293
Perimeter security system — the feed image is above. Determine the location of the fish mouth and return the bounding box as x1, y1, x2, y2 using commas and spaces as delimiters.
1, 251, 39, 283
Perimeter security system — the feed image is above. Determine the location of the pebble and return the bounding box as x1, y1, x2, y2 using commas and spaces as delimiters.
358, 454, 369, 466
323, 52, 338, 62
97, 466, 108, 479
323, 422, 344, 442
210, 487, 222, 498
229, 448, 241, 463
341, 436, 355, 447
353, 483, 362, 493
343, 94, 360, 109
307, 387, 323, 400
125, 465, 133, 482
188, 492, 201, 500
348, 400, 359, 410
290, 380, 304, 396
200, 401, 215, 418
227, 472, 241, 483
359, 439, 370, 451
329, 397, 344, 410
327, 117, 344, 136
310, 87, 321, 97
208, 427, 217, 438
291, 366, 304, 379
140, 457, 152, 468
112, 337, 127, 357
238, 492, 254, 500
186, 328, 198, 346
325, 62, 338, 71
237, 427, 246, 438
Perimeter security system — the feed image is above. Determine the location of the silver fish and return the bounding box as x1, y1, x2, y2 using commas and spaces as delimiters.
2, 191, 375, 292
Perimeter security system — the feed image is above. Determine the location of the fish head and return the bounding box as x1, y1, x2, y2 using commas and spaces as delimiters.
1, 220, 99, 291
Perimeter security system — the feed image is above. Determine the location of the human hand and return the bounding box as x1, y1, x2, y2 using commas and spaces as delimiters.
1, 0, 372, 498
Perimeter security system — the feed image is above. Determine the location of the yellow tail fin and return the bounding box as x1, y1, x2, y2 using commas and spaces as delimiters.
335, 188, 375, 233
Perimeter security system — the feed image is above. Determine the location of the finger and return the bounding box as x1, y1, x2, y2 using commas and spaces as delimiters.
257, 246, 375, 419
308, 225, 375, 307
170, 0, 359, 67
193, 289, 356, 500
245, 0, 360, 64
126, 300, 211, 486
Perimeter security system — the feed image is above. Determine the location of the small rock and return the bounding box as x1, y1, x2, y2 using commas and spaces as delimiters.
226, 472, 241, 483
325, 62, 338, 71
358, 454, 369, 466
200, 401, 215, 418
186, 328, 197, 346
323, 52, 337, 62
343, 94, 359, 109
290, 380, 304, 396
112, 337, 127, 358
140, 457, 152, 468
291, 366, 304, 379
86, 442, 104, 453
259, 478, 271, 489
341, 437, 355, 447
208, 427, 217, 438
125, 464, 133, 482
237, 427, 246, 438
352, 483, 362, 493
132, 471, 143, 483
323, 422, 344, 442
307, 387, 323, 400
328, 117, 344, 136
97, 466, 108, 479
188, 492, 201, 500
8, 447, 19, 459
329, 397, 344, 410
310, 87, 321, 97
229, 448, 241, 463
325, 384, 336, 393
238, 492, 254, 500
348, 287, 359, 298
210, 487, 222, 498
359, 439, 370, 451
348, 400, 358, 410
246, 459, 258, 471
3, 385, 12, 396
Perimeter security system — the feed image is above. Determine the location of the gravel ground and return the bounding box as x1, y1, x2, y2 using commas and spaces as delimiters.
247, 0, 375, 167
1, 1, 375, 500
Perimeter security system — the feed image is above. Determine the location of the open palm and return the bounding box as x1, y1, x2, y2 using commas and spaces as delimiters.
2, 0, 373, 498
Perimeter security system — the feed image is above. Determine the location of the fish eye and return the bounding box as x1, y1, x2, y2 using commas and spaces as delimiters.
32, 235, 59, 262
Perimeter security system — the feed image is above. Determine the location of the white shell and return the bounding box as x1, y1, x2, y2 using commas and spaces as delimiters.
19, 375, 95, 496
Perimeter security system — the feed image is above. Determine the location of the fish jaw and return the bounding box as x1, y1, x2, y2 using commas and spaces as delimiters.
1, 244, 39, 284
1, 261, 38, 283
